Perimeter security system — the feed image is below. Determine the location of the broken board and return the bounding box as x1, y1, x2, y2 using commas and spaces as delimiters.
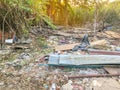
104, 67, 120, 74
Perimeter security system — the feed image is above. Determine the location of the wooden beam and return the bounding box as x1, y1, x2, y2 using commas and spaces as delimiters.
55, 39, 108, 51
59, 55, 120, 65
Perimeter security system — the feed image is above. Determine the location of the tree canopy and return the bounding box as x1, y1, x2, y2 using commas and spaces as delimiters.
0, 0, 120, 34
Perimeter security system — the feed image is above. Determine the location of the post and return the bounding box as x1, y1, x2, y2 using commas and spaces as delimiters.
1, 29, 4, 49
94, 0, 97, 37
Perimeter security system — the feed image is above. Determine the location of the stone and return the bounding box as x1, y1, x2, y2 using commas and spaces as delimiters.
0, 82, 4, 86
61, 80, 73, 90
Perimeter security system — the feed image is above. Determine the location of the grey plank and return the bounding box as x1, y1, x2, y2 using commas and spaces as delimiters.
59, 55, 120, 65
48, 54, 60, 65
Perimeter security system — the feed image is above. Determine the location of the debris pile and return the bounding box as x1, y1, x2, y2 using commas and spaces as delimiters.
0, 27, 120, 90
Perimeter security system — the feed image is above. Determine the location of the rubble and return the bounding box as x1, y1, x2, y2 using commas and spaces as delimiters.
91, 78, 120, 90
0, 28, 120, 90
61, 80, 73, 90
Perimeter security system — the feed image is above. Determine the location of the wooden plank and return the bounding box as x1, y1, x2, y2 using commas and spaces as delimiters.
98, 31, 120, 39
104, 67, 120, 74
55, 39, 108, 51
55, 43, 79, 51
90, 39, 108, 47
48, 55, 59, 65
104, 31, 120, 39
54, 31, 83, 38
54, 31, 72, 37
48, 54, 120, 66
59, 55, 120, 65
89, 50, 120, 56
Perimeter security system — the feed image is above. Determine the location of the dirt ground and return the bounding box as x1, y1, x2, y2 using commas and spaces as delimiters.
0, 27, 120, 90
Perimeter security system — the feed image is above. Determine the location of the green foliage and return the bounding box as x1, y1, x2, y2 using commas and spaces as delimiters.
0, 0, 55, 36
68, 6, 94, 26
36, 37, 47, 48
97, 0, 120, 26
0, 0, 120, 35
105, 9, 119, 24
46, 0, 120, 27
0, 0, 32, 35
43, 16, 56, 30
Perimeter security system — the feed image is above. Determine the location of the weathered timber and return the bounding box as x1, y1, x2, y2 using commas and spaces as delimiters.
59, 55, 120, 65
68, 74, 120, 79
89, 50, 120, 56
55, 43, 79, 51
104, 67, 120, 74
48, 54, 60, 65
48, 54, 120, 66
55, 39, 108, 51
